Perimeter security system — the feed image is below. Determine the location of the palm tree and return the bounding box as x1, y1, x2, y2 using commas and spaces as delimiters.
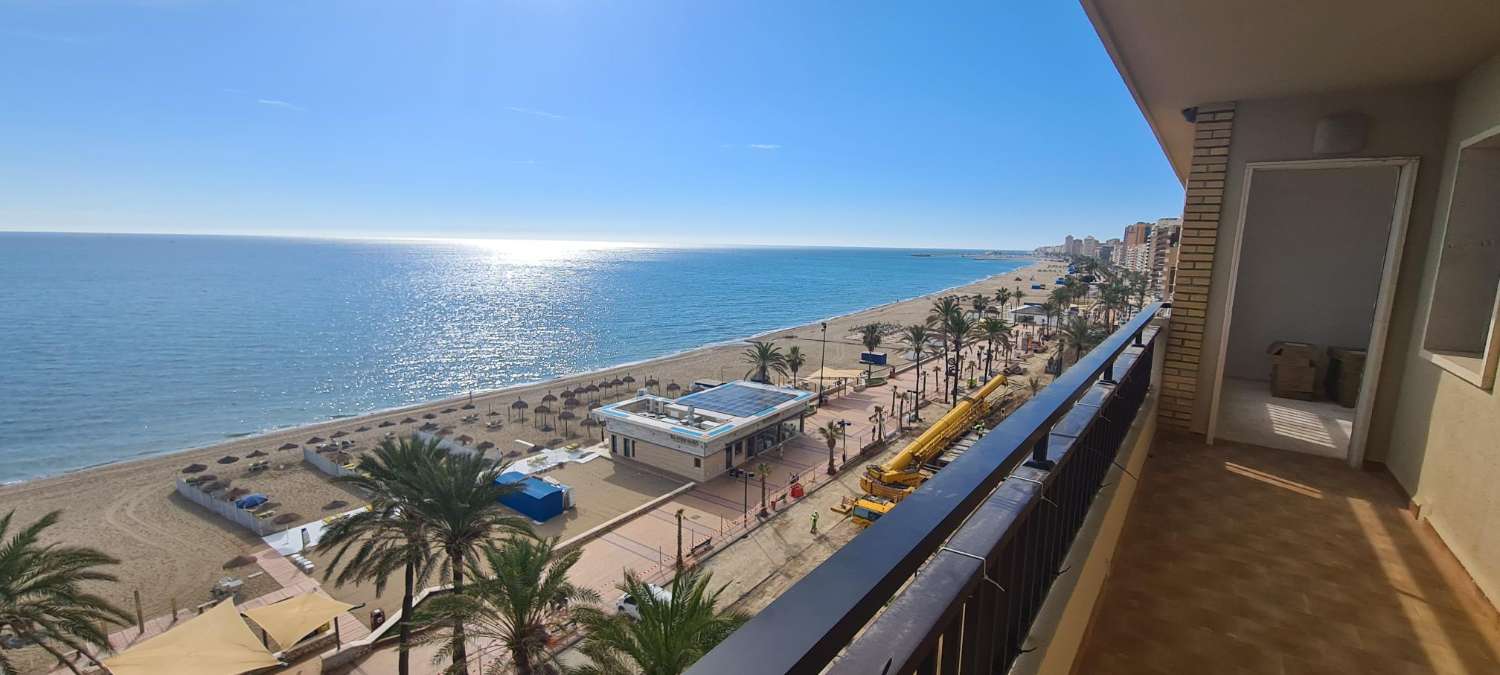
943, 310, 977, 402
320, 436, 445, 675
858, 324, 883, 379
900, 324, 931, 413
1059, 315, 1103, 365
404, 451, 534, 675
740, 340, 787, 384
978, 316, 1012, 377
573, 571, 749, 675
994, 287, 1013, 312
816, 420, 842, 475
414, 536, 597, 675
1026, 375, 1045, 397
970, 294, 991, 316
1098, 280, 1131, 328
0, 511, 129, 675
785, 346, 806, 386
928, 297, 965, 402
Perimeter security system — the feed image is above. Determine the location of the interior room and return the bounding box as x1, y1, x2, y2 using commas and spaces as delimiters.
1215, 164, 1399, 459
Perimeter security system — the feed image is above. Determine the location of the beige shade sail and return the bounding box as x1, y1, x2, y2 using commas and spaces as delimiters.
243, 591, 355, 650
800, 367, 867, 383
103, 599, 280, 675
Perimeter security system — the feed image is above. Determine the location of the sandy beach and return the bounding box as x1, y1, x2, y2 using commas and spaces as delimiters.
0, 258, 1064, 669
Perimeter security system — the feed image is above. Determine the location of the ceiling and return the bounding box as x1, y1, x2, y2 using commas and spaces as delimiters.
1081, 0, 1500, 181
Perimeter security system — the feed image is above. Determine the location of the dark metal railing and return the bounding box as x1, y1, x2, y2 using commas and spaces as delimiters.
687, 303, 1165, 675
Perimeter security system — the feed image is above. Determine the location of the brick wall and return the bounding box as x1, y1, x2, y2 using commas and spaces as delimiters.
1159, 102, 1235, 430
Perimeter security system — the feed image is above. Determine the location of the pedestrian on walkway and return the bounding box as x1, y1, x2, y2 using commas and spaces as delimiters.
811, 511, 820, 534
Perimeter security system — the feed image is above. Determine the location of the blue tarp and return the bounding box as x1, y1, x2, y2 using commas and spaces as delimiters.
235, 493, 268, 509
495, 472, 566, 522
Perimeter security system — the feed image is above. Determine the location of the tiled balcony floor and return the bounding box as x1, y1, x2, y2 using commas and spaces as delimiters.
1076, 433, 1500, 674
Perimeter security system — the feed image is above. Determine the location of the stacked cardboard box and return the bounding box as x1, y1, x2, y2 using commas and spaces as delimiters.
1266, 341, 1325, 400
1326, 347, 1367, 408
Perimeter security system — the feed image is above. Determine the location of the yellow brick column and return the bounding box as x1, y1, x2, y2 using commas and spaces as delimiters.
1159, 102, 1234, 430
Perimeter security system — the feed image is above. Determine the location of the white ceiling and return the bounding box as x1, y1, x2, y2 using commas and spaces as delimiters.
1082, 0, 1500, 180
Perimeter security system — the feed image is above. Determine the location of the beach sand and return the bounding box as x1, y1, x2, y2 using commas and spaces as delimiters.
0, 258, 1064, 670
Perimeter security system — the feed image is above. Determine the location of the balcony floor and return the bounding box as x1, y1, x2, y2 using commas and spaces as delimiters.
1076, 433, 1500, 674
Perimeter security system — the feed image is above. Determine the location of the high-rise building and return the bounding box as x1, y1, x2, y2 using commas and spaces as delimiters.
1082, 236, 1099, 257
1123, 221, 1152, 247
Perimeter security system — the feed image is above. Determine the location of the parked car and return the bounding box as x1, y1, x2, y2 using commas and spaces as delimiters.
615, 584, 671, 620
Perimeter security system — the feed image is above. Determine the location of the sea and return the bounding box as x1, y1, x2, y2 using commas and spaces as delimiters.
0, 233, 1030, 483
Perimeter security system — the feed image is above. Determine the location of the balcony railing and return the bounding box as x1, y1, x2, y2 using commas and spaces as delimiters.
687, 303, 1165, 675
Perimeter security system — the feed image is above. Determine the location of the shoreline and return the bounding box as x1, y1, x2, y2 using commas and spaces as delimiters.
3, 259, 1037, 488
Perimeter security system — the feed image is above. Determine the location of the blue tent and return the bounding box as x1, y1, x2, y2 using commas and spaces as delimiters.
235, 493, 268, 509
495, 472, 568, 522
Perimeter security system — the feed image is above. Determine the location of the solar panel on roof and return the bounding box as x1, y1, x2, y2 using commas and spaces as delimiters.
676, 383, 797, 417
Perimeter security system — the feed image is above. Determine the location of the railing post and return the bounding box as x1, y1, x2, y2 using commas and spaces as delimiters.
1023, 434, 1054, 471
1101, 355, 1116, 385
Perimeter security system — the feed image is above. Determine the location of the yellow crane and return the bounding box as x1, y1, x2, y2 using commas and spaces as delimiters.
850, 372, 1008, 527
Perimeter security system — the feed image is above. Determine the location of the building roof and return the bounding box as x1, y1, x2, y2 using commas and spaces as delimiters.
676, 381, 799, 417
497, 471, 566, 499
594, 380, 813, 452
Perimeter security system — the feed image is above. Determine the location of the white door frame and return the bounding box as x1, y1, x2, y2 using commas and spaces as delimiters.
1204, 157, 1419, 469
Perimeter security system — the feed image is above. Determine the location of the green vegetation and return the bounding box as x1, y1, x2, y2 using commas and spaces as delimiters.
740, 340, 788, 384
572, 571, 749, 675
0, 511, 129, 675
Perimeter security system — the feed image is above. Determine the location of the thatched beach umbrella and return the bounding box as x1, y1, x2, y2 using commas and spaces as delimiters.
666, 381, 682, 396
401, 417, 418, 424
423, 412, 438, 420
247, 449, 267, 458
542, 391, 557, 404
306, 436, 325, 444
476, 440, 495, 451
558, 410, 577, 437
462, 403, 476, 410
644, 376, 660, 392
182, 463, 207, 474
217, 455, 240, 465
457, 434, 474, 445
534, 403, 554, 431
436, 428, 454, 437
611, 376, 624, 389
585, 383, 600, 402
379, 420, 396, 428
559, 388, 574, 399
331, 430, 348, 439
278, 442, 299, 450
441, 407, 457, 414
623, 373, 636, 387
355, 425, 371, 432
420, 422, 439, 431
486, 410, 501, 417
510, 398, 528, 421
581, 416, 601, 440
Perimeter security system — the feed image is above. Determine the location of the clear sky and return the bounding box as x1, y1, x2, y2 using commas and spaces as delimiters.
0, 1, 1181, 249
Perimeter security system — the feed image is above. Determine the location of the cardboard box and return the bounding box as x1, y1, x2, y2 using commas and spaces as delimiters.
1326, 347, 1367, 408
1266, 341, 1326, 400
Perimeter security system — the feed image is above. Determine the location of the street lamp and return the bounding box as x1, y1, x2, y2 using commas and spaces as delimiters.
818, 322, 828, 405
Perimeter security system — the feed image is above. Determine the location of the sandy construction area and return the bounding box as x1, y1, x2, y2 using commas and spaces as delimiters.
0, 258, 1063, 665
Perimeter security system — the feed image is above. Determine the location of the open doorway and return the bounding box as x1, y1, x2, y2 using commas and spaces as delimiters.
1207, 158, 1417, 467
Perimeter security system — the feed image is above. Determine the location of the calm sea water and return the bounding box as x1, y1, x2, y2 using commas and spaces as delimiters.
0, 233, 1027, 482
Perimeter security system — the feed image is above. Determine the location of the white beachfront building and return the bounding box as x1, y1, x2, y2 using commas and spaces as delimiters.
591, 380, 813, 481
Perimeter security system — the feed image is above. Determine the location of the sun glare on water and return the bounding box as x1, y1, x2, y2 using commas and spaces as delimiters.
441, 237, 654, 264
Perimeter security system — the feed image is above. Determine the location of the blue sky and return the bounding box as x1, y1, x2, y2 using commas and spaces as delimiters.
0, 1, 1181, 249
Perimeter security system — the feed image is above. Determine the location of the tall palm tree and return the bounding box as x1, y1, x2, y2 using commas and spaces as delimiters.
816, 420, 842, 475
573, 571, 749, 675
0, 511, 129, 675
785, 346, 806, 385
1059, 315, 1103, 365
320, 436, 445, 675
858, 324, 883, 379
978, 316, 1012, 376
414, 536, 597, 675
943, 310, 977, 402
970, 294, 990, 316
900, 324, 931, 411
404, 451, 534, 675
993, 287, 1012, 312
740, 341, 787, 384
928, 297, 965, 401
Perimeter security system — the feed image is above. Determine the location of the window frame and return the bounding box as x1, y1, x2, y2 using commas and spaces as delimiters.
1419, 122, 1500, 390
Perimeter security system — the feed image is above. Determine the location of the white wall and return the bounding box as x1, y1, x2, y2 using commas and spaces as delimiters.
1195, 84, 1455, 450
1385, 52, 1500, 603
1223, 167, 1397, 380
